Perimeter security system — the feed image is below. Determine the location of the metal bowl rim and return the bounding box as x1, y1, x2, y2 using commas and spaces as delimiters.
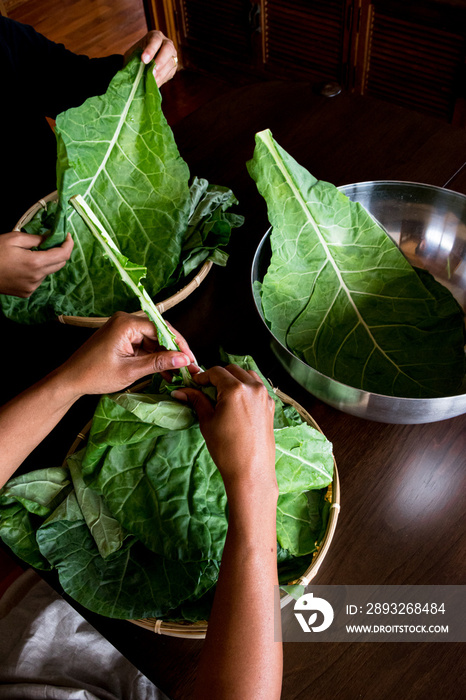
337, 179, 466, 200
251, 180, 466, 407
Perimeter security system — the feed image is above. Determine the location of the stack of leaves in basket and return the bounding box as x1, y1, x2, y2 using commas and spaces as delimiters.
0, 54, 243, 324
0, 354, 333, 620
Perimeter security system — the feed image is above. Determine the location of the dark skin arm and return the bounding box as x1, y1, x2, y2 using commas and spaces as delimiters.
0, 312, 197, 488
176, 366, 283, 700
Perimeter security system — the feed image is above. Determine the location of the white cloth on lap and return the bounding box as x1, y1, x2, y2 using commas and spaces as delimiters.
0, 570, 169, 700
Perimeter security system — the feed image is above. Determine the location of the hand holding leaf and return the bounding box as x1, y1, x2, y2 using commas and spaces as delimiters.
58, 311, 197, 398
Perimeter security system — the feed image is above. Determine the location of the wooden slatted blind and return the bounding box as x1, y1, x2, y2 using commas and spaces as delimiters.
364, 11, 466, 120
264, 0, 349, 81
179, 0, 254, 65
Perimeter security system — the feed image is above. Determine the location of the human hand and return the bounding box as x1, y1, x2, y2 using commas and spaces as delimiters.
175, 365, 277, 496
0, 231, 73, 297
58, 311, 198, 398
124, 30, 178, 87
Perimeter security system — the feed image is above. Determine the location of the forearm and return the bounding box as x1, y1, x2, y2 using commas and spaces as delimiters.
193, 485, 282, 700
0, 313, 195, 490
0, 369, 79, 488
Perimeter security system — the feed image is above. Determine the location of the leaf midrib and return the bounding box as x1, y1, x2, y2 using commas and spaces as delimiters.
261, 131, 428, 388
68, 61, 145, 226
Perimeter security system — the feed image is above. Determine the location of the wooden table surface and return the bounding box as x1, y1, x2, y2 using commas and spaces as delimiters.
5, 81, 466, 700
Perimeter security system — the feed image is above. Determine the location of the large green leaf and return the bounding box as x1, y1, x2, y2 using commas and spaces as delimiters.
168, 177, 243, 284
67, 450, 127, 559
37, 493, 220, 619
248, 129, 465, 398
0, 354, 334, 619
276, 487, 328, 556
84, 422, 229, 563
83, 392, 195, 473
0, 467, 71, 517
112, 392, 195, 429
0, 467, 72, 569
0, 502, 50, 570
71, 193, 193, 385
274, 424, 333, 493
2, 56, 190, 322
81, 384, 332, 562
0, 58, 242, 324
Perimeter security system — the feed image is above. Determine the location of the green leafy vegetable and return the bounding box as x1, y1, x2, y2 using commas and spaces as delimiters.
171, 177, 244, 284
67, 451, 127, 559
274, 425, 333, 494
70, 193, 192, 386
37, 492, 220, 619
248, 129, 465, 398
0, 355, 333, 619
0, 468, 72, 570
280, 584, 306, 600
82, 407, 228, 562
1, 57, 242, 323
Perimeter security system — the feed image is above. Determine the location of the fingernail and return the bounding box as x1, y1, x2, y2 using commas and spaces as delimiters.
171, 389, 188, 402
142, 53, 150, 64
172, 354, 190, 368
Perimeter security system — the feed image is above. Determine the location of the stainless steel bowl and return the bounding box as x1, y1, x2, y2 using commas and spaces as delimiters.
251, 181, 466, 424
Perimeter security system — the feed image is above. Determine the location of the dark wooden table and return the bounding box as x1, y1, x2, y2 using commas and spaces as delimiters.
5, 81, 466, 700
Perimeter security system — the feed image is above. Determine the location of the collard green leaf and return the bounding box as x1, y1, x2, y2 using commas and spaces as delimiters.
70, 194, 193, 387
276, 487, 328, 582
67, 450, 127, 559
168, 177, 243, 284
112, 392, 195, 429
84, 424, 228, 563
0, 352, 334, 620
44, 489, 83, 525
276, 487, 328, 557
274, 424, 333, 493
1, 56, 190, 323
82, 385, 332, 562
82, 393, 195, 474
248, 129, 465, 398
277, 546, 314, 585
276, 492, 320, 556
37, 502, 220, 619
0, 502, 51, 570
1, 58, 242, 325
21, 200, 58, 238
0, 467, 71, 517
0, 468, 72, 570
165, 586, 216, 623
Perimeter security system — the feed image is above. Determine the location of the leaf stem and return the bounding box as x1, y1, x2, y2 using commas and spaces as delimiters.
70, 194, 193, 386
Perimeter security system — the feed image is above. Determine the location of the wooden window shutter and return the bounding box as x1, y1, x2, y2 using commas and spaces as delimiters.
263, 0, 350, 83
177, 0, 255, 66
363, 8, 466, 121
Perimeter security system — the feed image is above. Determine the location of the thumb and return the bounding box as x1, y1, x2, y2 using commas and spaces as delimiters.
175, 387, 215, 424
129, 350, 190, 377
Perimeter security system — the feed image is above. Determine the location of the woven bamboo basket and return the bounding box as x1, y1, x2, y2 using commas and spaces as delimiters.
15, 191, 213, 328
66, 387, 340, 639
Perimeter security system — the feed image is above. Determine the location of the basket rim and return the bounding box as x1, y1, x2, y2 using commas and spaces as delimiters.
65, 384, 340, 638
15, 191, 213, 328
